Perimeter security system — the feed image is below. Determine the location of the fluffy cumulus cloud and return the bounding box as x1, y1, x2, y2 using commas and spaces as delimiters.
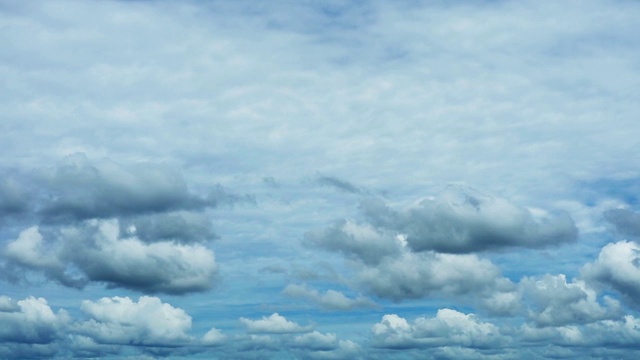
0, 155, 243, 293
4, 226, 68, 283
520, 314, 640, 351
0, 296, 68, 344
357, 250, 508, 301
307, 198, 520, 303
372, 309, 507, 349
240, 313, 313, 334
582, 240, 640, 306
4, 220, 218, 294
520, 274, 621, 327
0, 295, 231, 358
308, 189, 577, 267
293, 331, 338, 351
202, 327, 226, 346
479, 288, 522, 317
76, 296, 193, 346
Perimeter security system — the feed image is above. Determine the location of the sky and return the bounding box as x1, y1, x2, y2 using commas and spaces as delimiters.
1, 0, 640, 358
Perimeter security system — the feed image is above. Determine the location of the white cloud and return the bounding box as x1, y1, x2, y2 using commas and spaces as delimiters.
65, 219, 218, 294
77, 296, 193, 346
520, 314, 640, 349
240, 313, 313, 334
479, 287, 522, 317
0, 296, 69, 344
372, 309, 506, 349
582, 240, 640, 306
294, 331, 338, 351
5, 226, 63, 271
585, 315, 640, 347
202, 327, 226, 346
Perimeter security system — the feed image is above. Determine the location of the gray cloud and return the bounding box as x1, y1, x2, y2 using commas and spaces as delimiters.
118, 210, 217, 244
0, 155, 253, 294
361, 187, 578, 254
305, 220, 401, 266
604, 208, 640, 238
357, 251, 507, 301
0, 177, 29, 217
315, 175, 363, 194
283, 284, 377, 311
520, 315, 640, 351
37, 154, 244, 223
293, 331, 338, 351
4, 220, 218, 294
306, 204, 517, 302
290, 332, 362, 360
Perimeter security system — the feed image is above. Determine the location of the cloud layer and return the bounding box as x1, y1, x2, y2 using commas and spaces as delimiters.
1, 0, 640, 358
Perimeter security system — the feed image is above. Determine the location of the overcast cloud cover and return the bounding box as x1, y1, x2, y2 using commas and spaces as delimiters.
1, 0, 640, 358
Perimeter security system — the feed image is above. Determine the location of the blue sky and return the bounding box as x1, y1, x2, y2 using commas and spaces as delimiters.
1, 0, 640, 358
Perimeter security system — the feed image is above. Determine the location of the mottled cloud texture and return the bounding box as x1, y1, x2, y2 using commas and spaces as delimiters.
1, 0, 640, 359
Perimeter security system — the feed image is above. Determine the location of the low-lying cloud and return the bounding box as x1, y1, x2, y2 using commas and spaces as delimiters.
372, 309, 507, 349
240, 313, 314, 334
4, 220, 218, 294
